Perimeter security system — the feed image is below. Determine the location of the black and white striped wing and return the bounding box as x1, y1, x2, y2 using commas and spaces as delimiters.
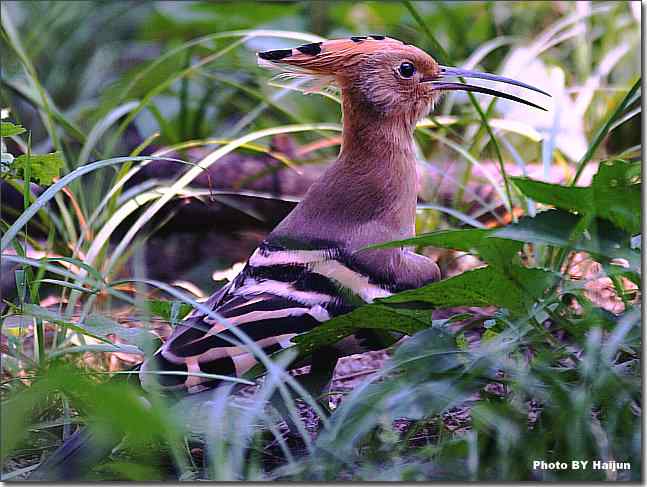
140, 241, 393, 394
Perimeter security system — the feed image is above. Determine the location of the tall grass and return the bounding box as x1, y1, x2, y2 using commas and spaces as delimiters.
1, 1, 641, 481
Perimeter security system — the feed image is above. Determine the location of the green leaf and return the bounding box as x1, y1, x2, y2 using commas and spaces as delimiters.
291, 306, 433, 356
482, 328, 499, 342
366, 228, 492, 252
571, 78, 641, 184
506, 265, 556, 309
21, 304, 115, 345
255, 260, 556, 376
2, 363, 179, 469
22, 307, 159, 352
0, 121, 26, 137
367, 228, 522, 272
147, 299, 193, 323
476, 237, 523, 272
1, 155, 187, 252
14, 269, 27, 304
31, 279, 99, 294
12, 152, 65, 185
590, 160, 641, 234
392, 325, 466, 374
512, 159, 640, 234
43, 256, 106, 285
455, 332, 469, 350
382, 266, 553, 317
84, 314, 157, 352
494, 209, 640, 270
512, 177, 590, 212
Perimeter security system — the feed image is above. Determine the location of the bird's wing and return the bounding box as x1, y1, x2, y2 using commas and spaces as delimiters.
140, 240, 394, 394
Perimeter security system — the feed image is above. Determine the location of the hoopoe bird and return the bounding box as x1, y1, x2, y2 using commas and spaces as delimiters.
32, 35, 548, 479
139, 35, 548, 394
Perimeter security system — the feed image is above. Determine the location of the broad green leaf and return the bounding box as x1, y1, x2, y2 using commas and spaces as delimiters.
0, 121, 25, 137
382, 266, 553, 317
455, 332, 469, 350
506, 265, 556, 308
12, 152, 65, 185
590, 160, 641, 234
256, 262, 555, 378
366, 228, 492, 252
367, 227, 523, 273
255, 262, 550, 380
476, 237, 523, 272
512, 177, 589, 212
482, 328, 499, 342
494, 209, 640, 270
391, 325, 467, 374
512, 159, 640, 234
291, 306, 433, 356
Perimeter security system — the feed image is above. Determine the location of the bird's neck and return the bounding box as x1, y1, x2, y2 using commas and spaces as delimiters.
331, 91, 419, 230
272, 90, 419, 249
338, 90, 417, 166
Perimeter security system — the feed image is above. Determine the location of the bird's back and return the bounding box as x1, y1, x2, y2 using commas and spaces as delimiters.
140, 238, 397, 395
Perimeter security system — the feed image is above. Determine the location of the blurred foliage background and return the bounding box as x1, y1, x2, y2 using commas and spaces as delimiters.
0, 0, 642, 481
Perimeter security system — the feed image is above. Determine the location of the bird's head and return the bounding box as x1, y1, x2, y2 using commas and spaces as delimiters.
258, 36, 549, 123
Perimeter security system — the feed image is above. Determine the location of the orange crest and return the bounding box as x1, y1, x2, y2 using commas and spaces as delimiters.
257, 35, 435, 93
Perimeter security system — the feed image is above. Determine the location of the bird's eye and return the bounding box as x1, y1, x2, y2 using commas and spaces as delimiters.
398, 62, 416, 78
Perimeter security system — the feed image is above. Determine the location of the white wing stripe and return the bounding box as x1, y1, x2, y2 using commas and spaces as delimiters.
311, 260, 392, 302
240, 278, 334, 306
187, 333, 297, 363
204, 307, 317, 329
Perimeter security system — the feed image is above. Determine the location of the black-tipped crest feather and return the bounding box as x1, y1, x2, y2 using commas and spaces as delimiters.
258, 48, 293, 61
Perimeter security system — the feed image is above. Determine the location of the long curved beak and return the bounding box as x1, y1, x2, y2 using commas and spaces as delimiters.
422, 66, 551, 111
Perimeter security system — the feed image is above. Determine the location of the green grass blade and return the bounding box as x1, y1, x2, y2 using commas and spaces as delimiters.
571, 77, 641, 185
402, 1, 450, 65
77, 101, 139, 165
0, 156, 185, 251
